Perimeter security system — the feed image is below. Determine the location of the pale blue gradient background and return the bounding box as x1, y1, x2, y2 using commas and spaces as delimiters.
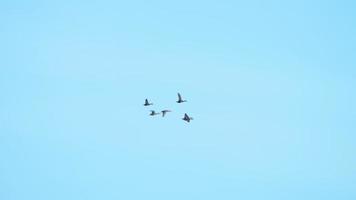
1, 0, 355, 199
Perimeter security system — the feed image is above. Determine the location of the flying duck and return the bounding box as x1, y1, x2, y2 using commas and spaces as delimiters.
182, 113, 193, 122
149, 110, 160, 116
143, 99, 153, 106
176, 93, 187, 103
161, 110, 172, 117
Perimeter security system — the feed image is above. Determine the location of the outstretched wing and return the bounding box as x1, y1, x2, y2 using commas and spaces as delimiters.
184, 113, 189, 119
178, 93, 182, 101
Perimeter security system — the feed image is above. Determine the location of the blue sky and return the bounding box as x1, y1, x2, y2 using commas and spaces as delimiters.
1, 0, 355, 199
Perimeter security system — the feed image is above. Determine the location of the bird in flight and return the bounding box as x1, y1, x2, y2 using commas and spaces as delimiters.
161, 110, 172, 117
149, 110, 160, 116
143, 99, 153, 106
176, 93, 187, 103
182, 113, 193, 122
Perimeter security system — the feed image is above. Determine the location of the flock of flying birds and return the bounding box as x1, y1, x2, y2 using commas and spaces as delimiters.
143, 93, 194, 123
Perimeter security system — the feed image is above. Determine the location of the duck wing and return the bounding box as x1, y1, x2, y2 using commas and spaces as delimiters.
178, 93, 182, 101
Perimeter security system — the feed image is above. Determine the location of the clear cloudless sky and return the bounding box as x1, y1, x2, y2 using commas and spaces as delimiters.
1, 0, 355, 199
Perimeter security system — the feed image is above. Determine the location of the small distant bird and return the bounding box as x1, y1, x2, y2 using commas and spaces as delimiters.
182, 113, 193, 122
144, 99, 153, 106
161, 110, 172, 117
149, 110, 160, 116
176, 93, 187, 103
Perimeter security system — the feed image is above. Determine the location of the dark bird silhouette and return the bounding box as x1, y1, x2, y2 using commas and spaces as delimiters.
161, 110, 172, 117
149, 110, 160, 116
182, 113, 193, 122
143, 99, 153, 106
176, 93, 187, 103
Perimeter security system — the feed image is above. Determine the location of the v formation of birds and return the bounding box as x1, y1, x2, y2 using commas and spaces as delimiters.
144, 93, 193, 123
